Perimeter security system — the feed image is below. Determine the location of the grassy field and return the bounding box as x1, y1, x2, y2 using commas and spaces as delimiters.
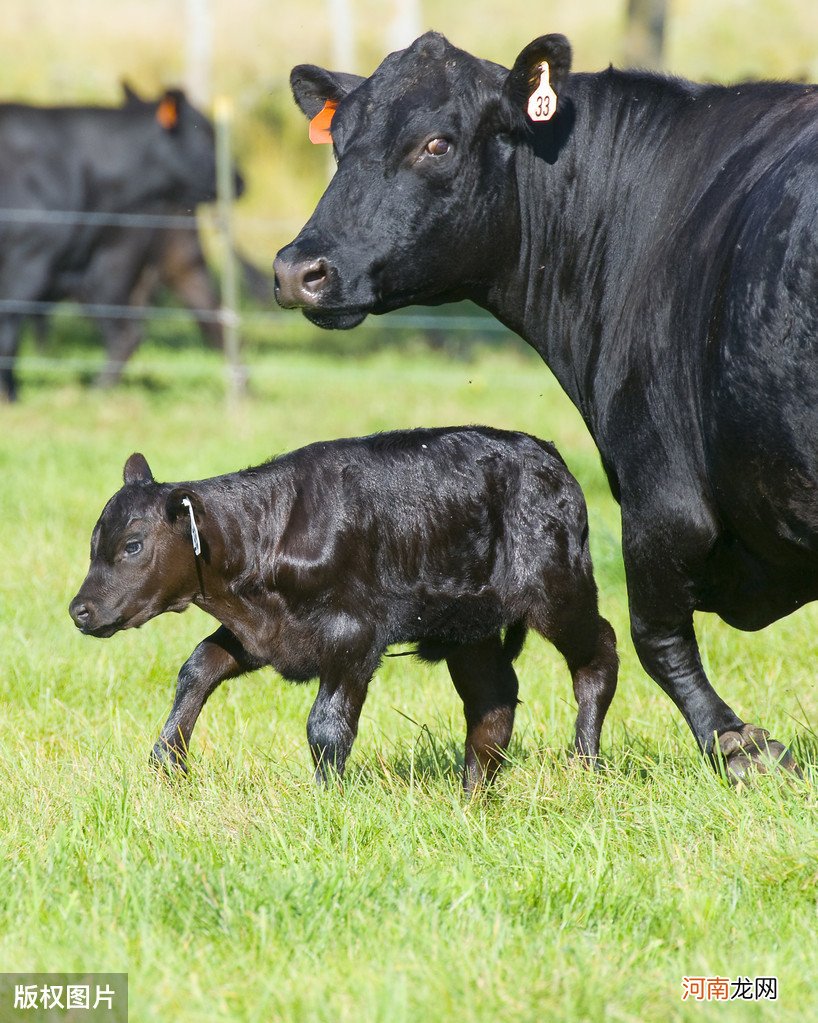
1, 330, 817, 1021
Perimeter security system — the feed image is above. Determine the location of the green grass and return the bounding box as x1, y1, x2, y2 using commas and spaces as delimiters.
1, 330, 817, 1021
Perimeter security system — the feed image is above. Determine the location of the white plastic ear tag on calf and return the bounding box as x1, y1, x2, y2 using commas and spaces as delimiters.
181, 497, 201, 556
527, 61, 557, 122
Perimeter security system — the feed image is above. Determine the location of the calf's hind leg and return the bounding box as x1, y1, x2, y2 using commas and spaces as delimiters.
445, 635, 520, 793
529, 595, 619, 762
152, 625, 265, 772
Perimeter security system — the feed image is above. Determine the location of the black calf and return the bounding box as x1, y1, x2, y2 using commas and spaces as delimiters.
69, 427, 618, 791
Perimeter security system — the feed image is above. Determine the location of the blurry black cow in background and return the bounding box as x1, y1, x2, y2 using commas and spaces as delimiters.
31, 211, 273, 387
32, 206, 225, 387
0, 83, 244, 400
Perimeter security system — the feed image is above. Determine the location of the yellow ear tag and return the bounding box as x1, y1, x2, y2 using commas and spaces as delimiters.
309, 100, 337, 144
527, 62, 557, 122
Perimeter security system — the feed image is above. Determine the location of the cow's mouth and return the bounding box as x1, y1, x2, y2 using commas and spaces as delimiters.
303, 307, 368, 330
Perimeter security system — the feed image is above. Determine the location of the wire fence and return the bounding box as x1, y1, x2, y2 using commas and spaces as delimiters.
1, 109, 512, 400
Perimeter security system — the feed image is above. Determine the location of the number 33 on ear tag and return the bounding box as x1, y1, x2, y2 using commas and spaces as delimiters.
527, 61, 557, 122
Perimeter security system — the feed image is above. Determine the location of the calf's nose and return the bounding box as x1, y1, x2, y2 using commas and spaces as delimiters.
274, 254, 329, 309
69, 597, 92, 630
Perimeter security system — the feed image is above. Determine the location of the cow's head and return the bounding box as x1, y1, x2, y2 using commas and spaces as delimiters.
124, 85, 245, 206
69, 454, 208, 638
274, 32, 571, 328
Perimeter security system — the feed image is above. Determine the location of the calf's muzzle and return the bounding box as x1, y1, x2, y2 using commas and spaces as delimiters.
69, 597, 92, 630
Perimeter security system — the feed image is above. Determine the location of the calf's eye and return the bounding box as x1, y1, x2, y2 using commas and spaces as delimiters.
425, 137, 451, 157
124, 540, 143, 556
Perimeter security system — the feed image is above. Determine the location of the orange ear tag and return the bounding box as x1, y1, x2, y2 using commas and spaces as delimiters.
527, 62, 557, 122
309, 100, 337, 144
156, 96, 179, 130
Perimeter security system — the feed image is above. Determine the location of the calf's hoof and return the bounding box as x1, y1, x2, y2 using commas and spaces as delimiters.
150, 741, 189, 776
716, 724, 803, 784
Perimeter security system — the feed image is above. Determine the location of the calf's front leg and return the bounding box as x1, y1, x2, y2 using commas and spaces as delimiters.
307, 669, 372, 784
152, 626, 265, 772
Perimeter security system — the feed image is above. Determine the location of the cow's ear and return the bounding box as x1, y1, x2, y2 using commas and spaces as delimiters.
290, 65, 364, 119
165, 488, 207, 552
121, 80, 142, 106
156, 89, 183, 131
505, 34, 572, 119
123, 452, 154, 485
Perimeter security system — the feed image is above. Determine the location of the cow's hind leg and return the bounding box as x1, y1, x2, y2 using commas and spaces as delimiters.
445, 634, 520, 793
95, 318, 146, 387
152, 626, 265, 773
0, 317, 24, 402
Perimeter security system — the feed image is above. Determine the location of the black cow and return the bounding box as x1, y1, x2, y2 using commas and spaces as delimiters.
68, 429, 618, 791
274, 32, 817, 780
33, 207, 224, 386
0, 84, 231, 400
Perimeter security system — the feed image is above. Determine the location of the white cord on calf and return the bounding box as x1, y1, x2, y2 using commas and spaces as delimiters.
181, 497, 202, 556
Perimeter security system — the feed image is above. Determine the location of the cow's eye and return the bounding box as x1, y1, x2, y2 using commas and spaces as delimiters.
124, 540, 143, 556
424, 137, 451, 157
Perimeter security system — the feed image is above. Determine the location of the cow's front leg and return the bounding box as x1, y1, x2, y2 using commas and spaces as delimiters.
624, 518, 801, 782
307, 668, 373, 784
152, 626, 265, 773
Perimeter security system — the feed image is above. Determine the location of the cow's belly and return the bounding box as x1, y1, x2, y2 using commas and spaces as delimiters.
700, 473, 818, 631
699, 526, 818, 629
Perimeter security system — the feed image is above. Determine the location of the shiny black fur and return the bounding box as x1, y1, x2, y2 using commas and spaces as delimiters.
69, 427, 618, 791
275, 31, 817, 775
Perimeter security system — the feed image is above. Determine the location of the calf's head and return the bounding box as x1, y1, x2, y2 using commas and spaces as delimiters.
274, 31, 571, 328
69, 454, 206, 638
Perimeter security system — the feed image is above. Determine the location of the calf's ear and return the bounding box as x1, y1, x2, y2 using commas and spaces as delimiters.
505, 34, 572, 118
165, 488, 204, 524
290, 65, 365, 119
165, 488, 207, 552
123, 452, 154, 485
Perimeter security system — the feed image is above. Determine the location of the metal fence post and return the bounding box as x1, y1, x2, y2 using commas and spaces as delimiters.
214, 96, 245, 404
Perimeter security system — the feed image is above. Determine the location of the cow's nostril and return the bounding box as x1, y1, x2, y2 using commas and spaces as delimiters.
273, 253, 331, 309
301, 260, 328, 294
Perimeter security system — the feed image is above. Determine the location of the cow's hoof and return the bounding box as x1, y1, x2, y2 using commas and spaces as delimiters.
150, 741, 189, 776
716, 724, 803, 784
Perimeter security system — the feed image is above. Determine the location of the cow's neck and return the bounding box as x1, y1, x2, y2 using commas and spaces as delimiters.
481, 69, 708, 431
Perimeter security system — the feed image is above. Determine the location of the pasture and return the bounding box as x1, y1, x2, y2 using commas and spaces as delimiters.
1, 327, 816, 1021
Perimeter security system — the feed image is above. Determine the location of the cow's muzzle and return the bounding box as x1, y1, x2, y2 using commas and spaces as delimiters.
273, 251, 368, 329
273, 254, 331, 309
